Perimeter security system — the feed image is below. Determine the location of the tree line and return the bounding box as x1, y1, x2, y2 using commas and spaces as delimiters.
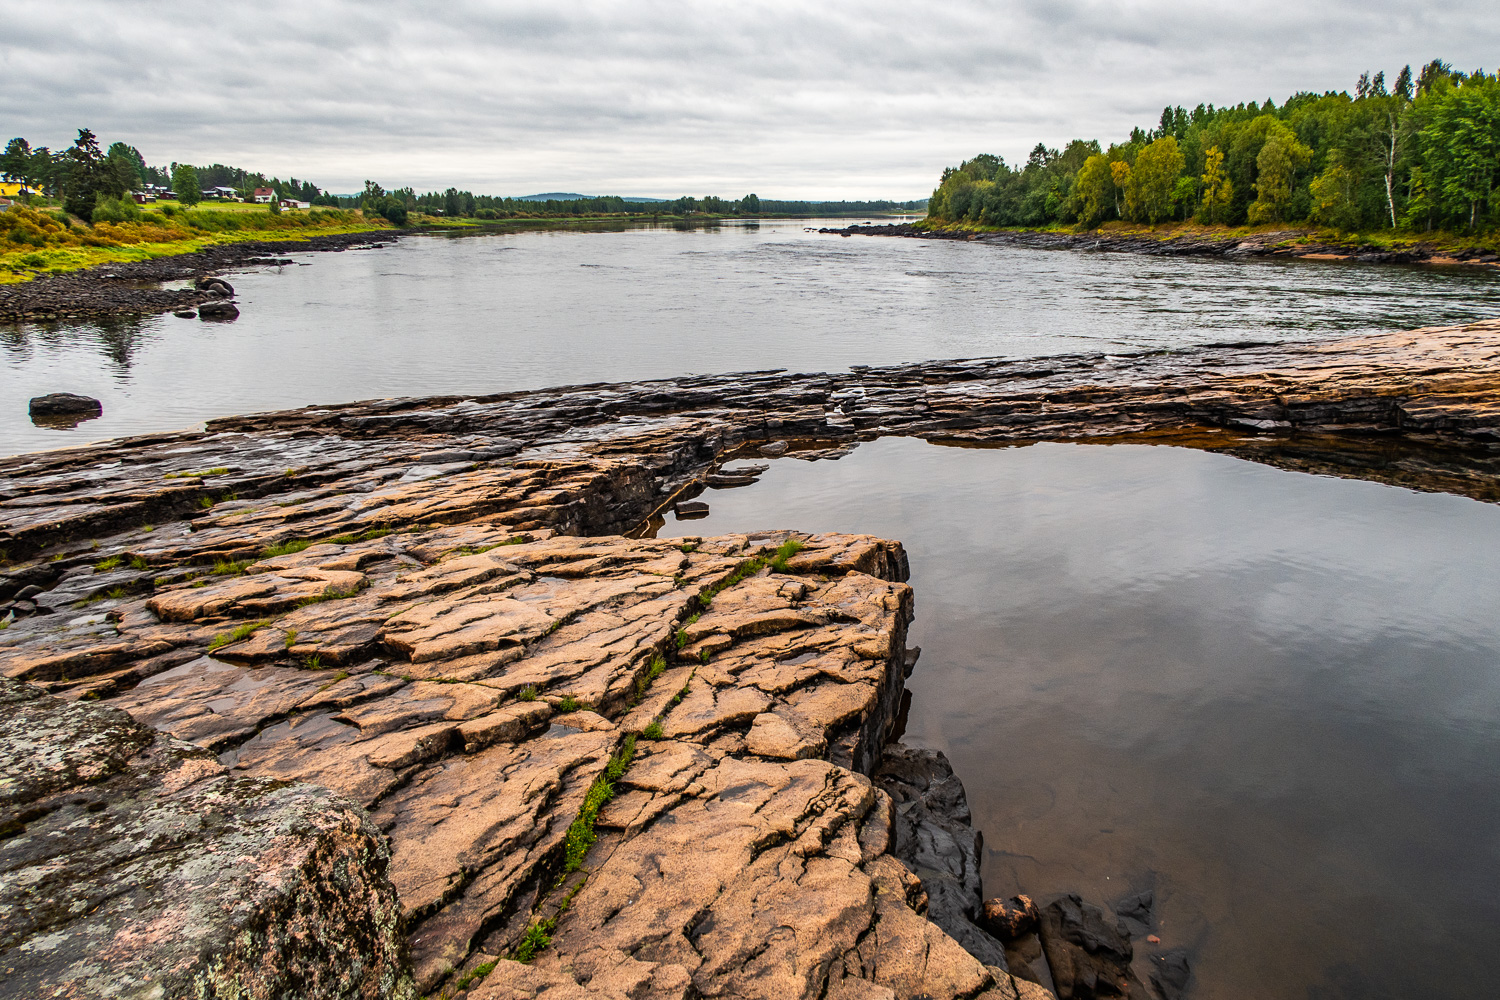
928, 60, 1500, 233
1, 131, 329, 222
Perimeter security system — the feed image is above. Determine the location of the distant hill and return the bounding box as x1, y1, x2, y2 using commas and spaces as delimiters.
517, 192, 668, 203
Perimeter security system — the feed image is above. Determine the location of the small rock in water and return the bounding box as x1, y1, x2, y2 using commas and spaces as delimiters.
196, 276, 235, 295
29, 392, 102, 417
198, 300, 240, 320
173, 309, 197, 319
1147, 934, 1161, 944
760, 440, 789, 456
674, 500, 710, 519
981, 894, 1040, 940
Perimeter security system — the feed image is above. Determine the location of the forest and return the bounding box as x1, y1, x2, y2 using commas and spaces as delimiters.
927, 60, 1500, 234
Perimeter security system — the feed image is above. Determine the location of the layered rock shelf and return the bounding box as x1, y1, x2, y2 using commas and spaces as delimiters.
4, 321, 1500, 998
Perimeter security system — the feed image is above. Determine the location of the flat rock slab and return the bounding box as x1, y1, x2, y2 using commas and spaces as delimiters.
0, 676, 412, 1000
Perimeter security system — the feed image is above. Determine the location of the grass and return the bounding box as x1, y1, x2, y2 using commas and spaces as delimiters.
679, 542, 698, 553
517, 684, 539, 702
449, 960, 499, 994
93, 556, 122, 572
509, 734, 638, 964
163, 467, 228, 480
294, 582, 366, 608
327, 527, 395, 545
130, 556, 149, 570
283, 628, 298, 648
698, 538, 806, 608
208, 619, 270, 651
632, 654, 667, 704
260, 539, 312, 558
0, 203, 391, 283
642, 720, 664, 740
557, 694, 583, 713
304, 653, 325, 670
212, 558, 253, 576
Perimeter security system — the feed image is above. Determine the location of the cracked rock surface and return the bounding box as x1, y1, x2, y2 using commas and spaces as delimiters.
5, 322, 1500, 998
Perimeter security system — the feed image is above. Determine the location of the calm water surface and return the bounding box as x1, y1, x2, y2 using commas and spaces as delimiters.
5, 219, 1500, 455
654, 438, 1500, 1000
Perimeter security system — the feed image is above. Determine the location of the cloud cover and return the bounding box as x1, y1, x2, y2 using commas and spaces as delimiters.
3, 0, 1496, 197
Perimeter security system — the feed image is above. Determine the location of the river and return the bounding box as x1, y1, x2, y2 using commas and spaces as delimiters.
3, 218, 1499, 455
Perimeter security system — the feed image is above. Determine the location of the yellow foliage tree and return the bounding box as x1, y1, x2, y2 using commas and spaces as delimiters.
1109, 161, 1131, 218
1075, 155, 1114, 226
1198, 146, 1233, 223
1123, 137, 1186, 224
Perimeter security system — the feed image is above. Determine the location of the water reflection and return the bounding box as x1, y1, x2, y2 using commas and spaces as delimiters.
652, 438, 1500, 1000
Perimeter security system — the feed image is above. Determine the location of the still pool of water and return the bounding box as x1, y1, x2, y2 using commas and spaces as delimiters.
5, 220, 1500, 455
652, 438, 1500, 1000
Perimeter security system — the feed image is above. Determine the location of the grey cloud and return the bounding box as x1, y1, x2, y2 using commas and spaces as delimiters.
1, 0, 1495, 196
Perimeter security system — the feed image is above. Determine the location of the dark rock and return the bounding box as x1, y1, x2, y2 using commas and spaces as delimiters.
760, 440, 789, 456
0, 675, 415, 1000
173, 309, 197, 318
983, 893, 1041, 939
674, 499, 710, 518
876, 745, 1010, 969
1114, 888, 1154, 934
28, 392, 102, 417
1037, 894, 1143, 999
196, 276, 235, 295
15, 584, 42, 600
705, 473, 757, 488
198, 300, 240, 320
1149, 950, 1192, 1000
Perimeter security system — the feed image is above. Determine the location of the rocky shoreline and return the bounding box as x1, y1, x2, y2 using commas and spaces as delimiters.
0, 229, 397, 324
824, 222, 1500, 268
4, 322, 1500, 999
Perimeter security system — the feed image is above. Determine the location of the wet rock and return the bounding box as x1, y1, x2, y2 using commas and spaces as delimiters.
174, 308, 197, 318
0, 676, 413, 1000
984, 894, 1041, 939
877, 745, 1011, 969
674, 499, 710, 517
28, 392, 102, 417
1148, 950, 1192, 1000
198, 299, 240, 320
1037, 894, 1143, 1000
196, 276, 236, 294
760, 440, 789, 455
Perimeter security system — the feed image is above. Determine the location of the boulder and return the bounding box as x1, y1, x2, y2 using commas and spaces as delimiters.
27, 392, 102, 417
196, 276, 235, 295
0, 676, 414, 1000
674, 499, 710, 518
173, 309, 197, 318
760, 440, 790, 456
984, 894, 1041, 939
198, 299, 240, 320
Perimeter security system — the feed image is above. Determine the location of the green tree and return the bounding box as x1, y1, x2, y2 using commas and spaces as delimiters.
1198, 146, 1234, 223
106, 142, 146, 188
1418, 77, 1500, 230
1248, 134, 1312, 223
1124, 136, 1185, 223
1309, 163, 1361, 229
61, 129, 133, 221
742, 193, 760, 213
1109, 160, 1131, 217
2, 137, 31, 189
171, 163, 201, 206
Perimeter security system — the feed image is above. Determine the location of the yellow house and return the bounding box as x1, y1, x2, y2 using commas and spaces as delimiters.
0, 181, 24, 198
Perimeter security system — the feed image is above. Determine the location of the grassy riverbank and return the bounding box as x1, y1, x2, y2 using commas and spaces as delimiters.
0, 203, 392, 283
911, 217, 1500, 257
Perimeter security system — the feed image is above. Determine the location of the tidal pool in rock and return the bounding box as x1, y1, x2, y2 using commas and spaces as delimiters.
652, 437, 1500, 1000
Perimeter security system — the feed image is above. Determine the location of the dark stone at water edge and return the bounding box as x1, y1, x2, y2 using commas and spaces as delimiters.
198, 300, 240, 320
1038, 893, 1145, 999
1149, 950, 1192, 1000
196, 276, 235, 295
674, 499, 710, 518
28, 393, 102, 417
173, 309, 197, 318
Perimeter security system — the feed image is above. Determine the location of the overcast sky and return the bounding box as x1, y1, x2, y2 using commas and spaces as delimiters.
4, 1, 1496, 199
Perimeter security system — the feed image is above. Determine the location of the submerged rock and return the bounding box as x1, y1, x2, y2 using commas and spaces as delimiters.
1037, 894, 1143, 1000
198, 299, 240, 320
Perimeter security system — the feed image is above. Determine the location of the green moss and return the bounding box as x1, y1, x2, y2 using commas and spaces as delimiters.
260, 539, 312, 558
163, 466, 228, 479
129, 555, 149, 570
93, 555, 122, 572
283, 628, 298, 648
208, 619, 270, 651
212, 558, 253, 576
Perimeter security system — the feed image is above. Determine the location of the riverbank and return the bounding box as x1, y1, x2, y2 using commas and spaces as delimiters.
0, 229, 399, 323
826, 221, 1500, 268
4, 323, 1499, 999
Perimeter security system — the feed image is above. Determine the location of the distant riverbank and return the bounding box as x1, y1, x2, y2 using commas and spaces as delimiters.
827, 220, 1500, 268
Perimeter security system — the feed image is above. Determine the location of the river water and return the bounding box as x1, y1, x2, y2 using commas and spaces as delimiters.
6, 222, 1500, 999
4, 218, 1500, 455
654, 438, 1500, 1000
